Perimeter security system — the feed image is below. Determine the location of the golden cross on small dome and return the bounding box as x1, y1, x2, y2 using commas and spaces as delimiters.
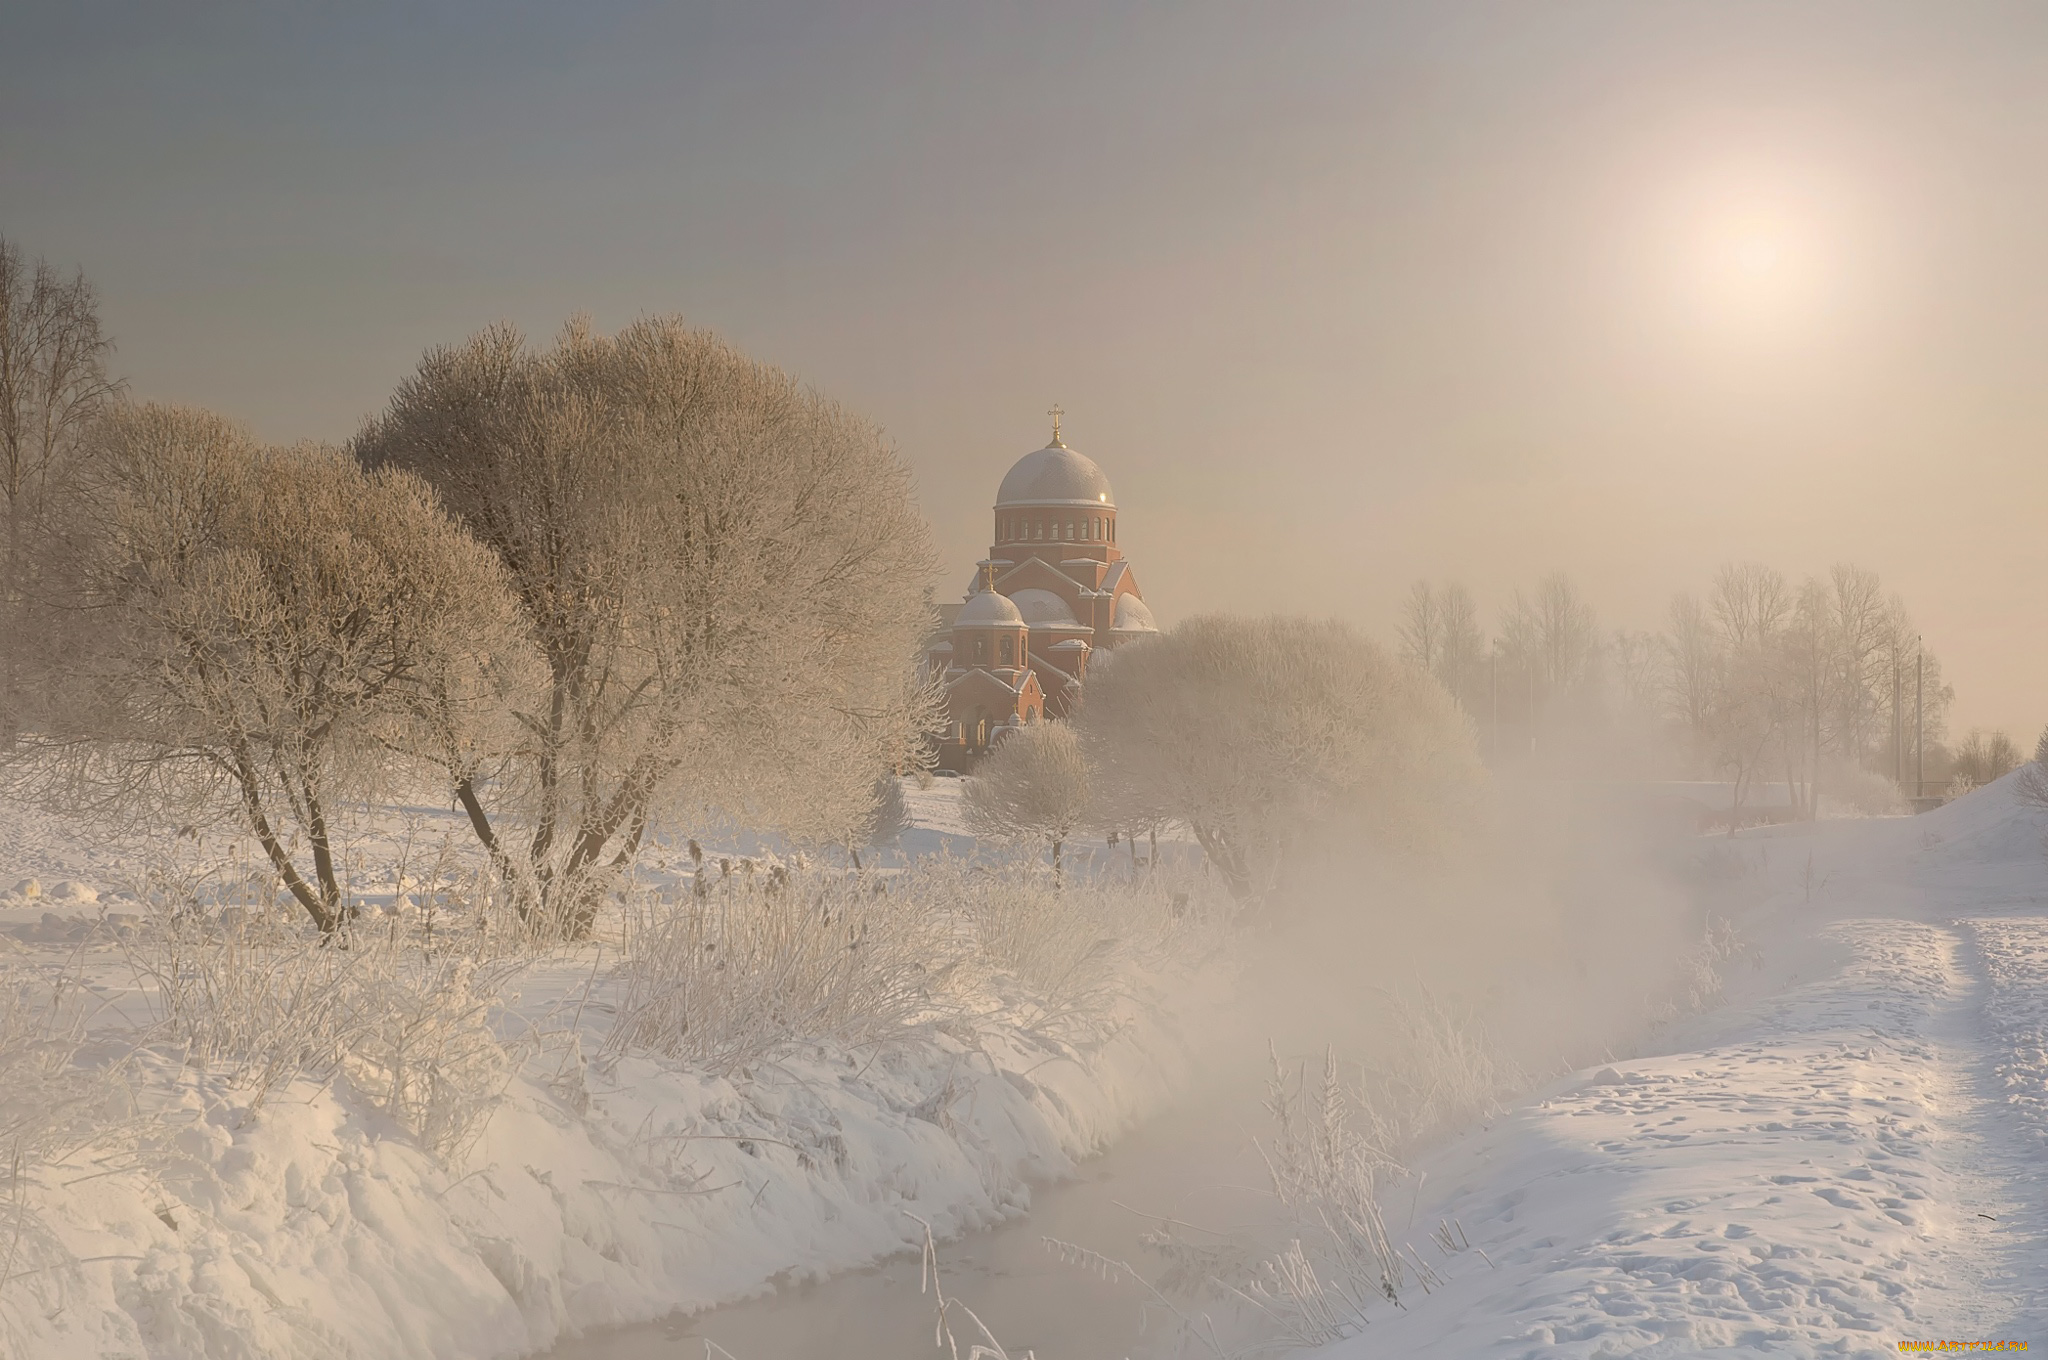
1047, 403, 1065, 446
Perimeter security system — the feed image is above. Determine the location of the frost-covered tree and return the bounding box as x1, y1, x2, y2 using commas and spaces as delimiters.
1708, 561, 1790, 650
963, 722, 1091, 883
1396, 581, 1442, 674
0, 238, 121, 742
1951, 730, 2020, 790
1827, 564, 1892, 767
1503, 573, 1598, 692
0, 238, 118, 551
1398, 580, 1484, 713
356, 317, 939, 933
1076, 616, 1482, 903
1436, 582, 1486, 708
1660, 591, 1719, 765
1706, 639, 1785, 833
853, 773, 908, 870
7, 405, 518, 932
1636, 561, 1955, 813
2014, 730, 2048, 810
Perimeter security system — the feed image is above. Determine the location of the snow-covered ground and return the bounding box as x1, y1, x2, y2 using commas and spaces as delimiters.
8, 775, 2048, 1358
0, 790, 1217, 1360
1331, 775, 2048, 1357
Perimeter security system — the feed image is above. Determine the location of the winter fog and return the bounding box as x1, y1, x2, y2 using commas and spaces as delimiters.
6, 5, 2048, 1359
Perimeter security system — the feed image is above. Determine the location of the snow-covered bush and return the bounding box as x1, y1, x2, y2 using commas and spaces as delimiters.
962, 721, 1091, 882
1243, 1050, 1409, 1344
2014, 728, 2048, 810
1952, 728, 2022, 790
603, 873, 958, 1075
921, 855, 1220, 1040
126, 908, 519, 1156
1076, 615, 1485, 904
1353, 991, 1524, 1155
0, 959, 132, 1283
604, 855, 1224, 1073
1815, 760, 1907, 817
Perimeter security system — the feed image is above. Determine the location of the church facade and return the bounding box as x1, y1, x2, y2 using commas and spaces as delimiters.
926, 413, 1158, 768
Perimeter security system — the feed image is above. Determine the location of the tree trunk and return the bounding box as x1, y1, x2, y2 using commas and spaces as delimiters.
1188, 823, 1253, 902
455, 776, 538, 918
305, 789, 344, 925
230, 751, 337, 933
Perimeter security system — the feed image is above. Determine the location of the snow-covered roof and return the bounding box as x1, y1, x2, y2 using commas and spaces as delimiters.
955, 588, 1024, 627
1051, 638, 1091, 650
1111, 593, 1158, 633
995, 442, 1115, 509
944, 667, 1032, 695
1009, 587, 1084, 630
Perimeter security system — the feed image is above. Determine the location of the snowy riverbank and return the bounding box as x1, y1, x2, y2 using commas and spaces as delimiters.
1322, 774, 2048, 1357
0, 788, 1219, 1360
3, 978, 1199, 1360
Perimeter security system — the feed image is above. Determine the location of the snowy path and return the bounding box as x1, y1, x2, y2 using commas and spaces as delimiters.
1332, 781, 2048, 1358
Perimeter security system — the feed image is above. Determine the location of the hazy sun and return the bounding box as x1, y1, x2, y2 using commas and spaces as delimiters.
1729, 229, 1781, 277
1640, 156, 1855, 347
1682, 202, 1833, 340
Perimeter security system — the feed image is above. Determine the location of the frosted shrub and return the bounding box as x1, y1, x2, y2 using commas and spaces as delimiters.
1644, 915, 1750, 1032
128, 909, 518, 1156
1232, 1013, 1518, 1343
0, 963, 110, 1169
1077, 615, 1484, 904
914, 856, 1224, 1039
603, 873, 959, 1074
962, 722, 1090, 882
603, 856, 1220, 1072
926, 857, 1120, 1025
1816, 760, 1907, 817
0, 959, 137, 1297
1243, 1050, 1407, 1344
1355, 991, 1524, 1155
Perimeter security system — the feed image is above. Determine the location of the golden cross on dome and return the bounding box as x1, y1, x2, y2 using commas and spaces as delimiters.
1047, 403, 1064, 445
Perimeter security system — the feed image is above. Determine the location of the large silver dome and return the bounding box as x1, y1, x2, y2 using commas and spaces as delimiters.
995, 442, 1115, 508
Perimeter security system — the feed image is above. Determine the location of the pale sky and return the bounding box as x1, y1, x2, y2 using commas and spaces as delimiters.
6, 2, 2046, 736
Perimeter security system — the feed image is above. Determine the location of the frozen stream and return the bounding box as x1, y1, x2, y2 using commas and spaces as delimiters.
539, 1082, 1278, 1360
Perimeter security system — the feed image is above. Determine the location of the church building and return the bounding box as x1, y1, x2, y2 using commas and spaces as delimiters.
927, 409, 1158, 768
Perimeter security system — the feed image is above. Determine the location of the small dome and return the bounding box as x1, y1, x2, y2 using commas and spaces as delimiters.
1111, 593, 1158, 633
956, 587, 1024, 627
1009, 588, 1083, 630
996, 442, 1115, 508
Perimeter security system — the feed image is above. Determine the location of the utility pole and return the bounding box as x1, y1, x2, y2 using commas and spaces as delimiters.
1488, 645, 1498, 765
1893, 657, 1903, 788
1527, 660, 1537, 758
1916, 640, 1925, 800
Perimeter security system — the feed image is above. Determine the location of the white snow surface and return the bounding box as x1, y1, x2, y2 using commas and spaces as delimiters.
1328, 774, 2048, 1358
6, 1020, 1188, 1360
0, 795, 1203, 1360
10, 777, 2048, 1357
